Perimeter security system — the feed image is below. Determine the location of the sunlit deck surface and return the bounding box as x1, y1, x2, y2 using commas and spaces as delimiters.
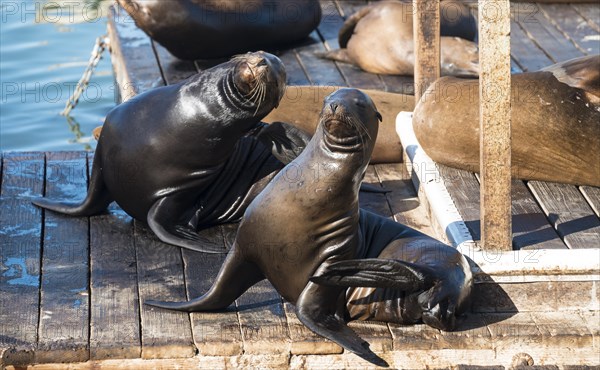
1, 1, 599, 369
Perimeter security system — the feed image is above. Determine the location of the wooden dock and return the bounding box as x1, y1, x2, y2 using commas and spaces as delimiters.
1, 1, 599, 369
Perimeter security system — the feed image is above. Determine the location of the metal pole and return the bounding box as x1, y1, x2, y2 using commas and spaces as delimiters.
413, 0, 440, 100
478, 0, 512, 251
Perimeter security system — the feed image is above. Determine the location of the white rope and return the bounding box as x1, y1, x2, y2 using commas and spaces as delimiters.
61, 35, 109, 116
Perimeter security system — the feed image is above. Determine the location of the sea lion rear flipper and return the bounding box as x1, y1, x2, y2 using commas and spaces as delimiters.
147, 197, 225, 253
315, 49, 353, 64
296, 280, 389, 368
254, 121, 312, 164
310, 258, 435, 291
146, 248, 265, 311
31, 153, 112, 216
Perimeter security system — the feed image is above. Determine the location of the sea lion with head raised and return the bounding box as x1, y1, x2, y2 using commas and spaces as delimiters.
117, 0, 322, 60
147, 88, 472, 366
320, 0, 479, 77
32, 51, 296, 253
413, 55, 600, 187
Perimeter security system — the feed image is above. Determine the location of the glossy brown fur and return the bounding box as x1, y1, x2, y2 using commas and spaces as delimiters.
147, 89, 473, 366
327, 0, 479, 76
117, 0, 322, 60
413, 55, 600, 187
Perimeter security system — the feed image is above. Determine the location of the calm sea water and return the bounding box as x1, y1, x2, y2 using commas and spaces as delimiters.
1, 0, 115, 152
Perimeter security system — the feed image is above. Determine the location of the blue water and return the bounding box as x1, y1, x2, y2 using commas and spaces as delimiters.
1, 0, 115, 152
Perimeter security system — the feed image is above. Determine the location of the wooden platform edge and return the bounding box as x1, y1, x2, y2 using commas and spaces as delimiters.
395, 112, 600, 276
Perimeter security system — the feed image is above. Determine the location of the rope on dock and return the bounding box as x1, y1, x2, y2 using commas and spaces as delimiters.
61, 35, 109, 116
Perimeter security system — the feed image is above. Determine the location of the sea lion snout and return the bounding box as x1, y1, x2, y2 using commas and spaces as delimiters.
233, 51, 287, 110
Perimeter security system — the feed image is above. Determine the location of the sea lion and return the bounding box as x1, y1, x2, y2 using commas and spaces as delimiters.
147, 89, 473, 366
413, 55, 600, 187
117, 0, 322, 60
320, 0, 479, 76
33, 51, 294, 252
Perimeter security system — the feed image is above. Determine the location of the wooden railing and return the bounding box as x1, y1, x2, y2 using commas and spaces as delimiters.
412, 0, 512, 250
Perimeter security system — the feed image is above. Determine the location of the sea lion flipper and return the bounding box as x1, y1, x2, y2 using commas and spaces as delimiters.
31, 155, 112, 216
146, 248, 265, 312
255, 121, 312, 164
315, 49, 353, 64
338, 6, 372, 48
310, 258, 435, 291
296, 281, 389, 367
147, 197, 225, 253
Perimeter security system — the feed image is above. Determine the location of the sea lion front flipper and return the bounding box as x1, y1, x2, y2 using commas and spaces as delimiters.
296, 280, 389, 368
254, 121, 312, 164
32, 152, 112, 216
147, 197, 225, 253
146, 248, 265, 311
310, 258, 435, 291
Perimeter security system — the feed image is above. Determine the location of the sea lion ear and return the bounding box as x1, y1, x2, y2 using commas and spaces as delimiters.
376, 111, 382, 122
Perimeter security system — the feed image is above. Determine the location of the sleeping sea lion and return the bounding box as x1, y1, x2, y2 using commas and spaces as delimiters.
117, 0, 322, 60
320, 0, 479, 77
413, 55, 600, 187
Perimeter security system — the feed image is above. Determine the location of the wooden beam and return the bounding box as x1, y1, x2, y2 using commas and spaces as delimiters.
412, 0, 441, 100
478, 0, 512, 250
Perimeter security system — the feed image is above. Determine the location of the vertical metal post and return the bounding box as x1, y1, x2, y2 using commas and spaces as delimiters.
413, 0, 440, 100
478, 0, 512, 250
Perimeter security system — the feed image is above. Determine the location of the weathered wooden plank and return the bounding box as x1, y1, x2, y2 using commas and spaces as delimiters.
473, 279, 599, 313
413, 0, 441, 99
571, 3, 600, 32
509, 180, 566, 250
374, 163, 436, 236
387, 322, 442, 351
89, 203, 140, 360
295, 31, 347, 87
277, 50, 311, 86
359, 166, 393, 218
580, 186, 600, 218
510, 17, 554, 71
36, 152, 89, 364
439, 314, 494, 350
539, 4, 600, 55
378, 74, 416, 95
479, 0, 512, 251
528, 181, 600, 249
152, 41, 197, 85
347, 320, 393, 354
181, 226, 243, 356
236, 280, 291, 354
515, 3, 584, 63
437, 165, 482, 245
88, 152, 140, 360
318, 0, 386, 90
107, 5, 164, 102
283, 302, 342, 355
0, 152, 44, 366
531, 311, 594, 349
134, 222, 195, 359
484, 312, 542, 348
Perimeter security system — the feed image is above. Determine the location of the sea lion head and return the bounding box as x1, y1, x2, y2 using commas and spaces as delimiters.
232, 51, 287, 116
320, 88, 382, 156
441, 37, 479, 78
